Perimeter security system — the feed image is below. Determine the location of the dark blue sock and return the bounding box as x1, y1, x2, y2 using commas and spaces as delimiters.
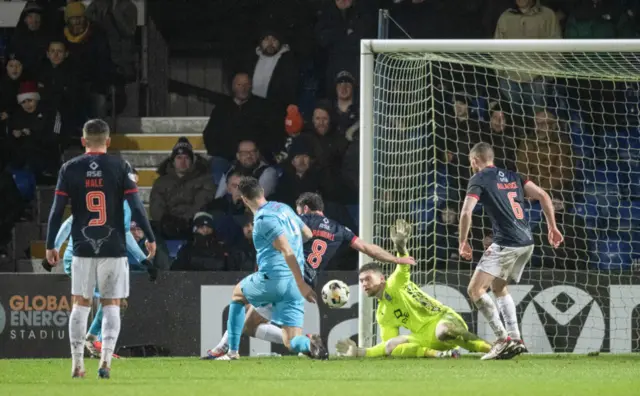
227, 301, 246, 352
290, 335, 310, 354
88, 304, 103, 340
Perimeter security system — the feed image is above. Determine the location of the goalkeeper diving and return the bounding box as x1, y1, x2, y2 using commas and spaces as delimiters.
336, 219, 492, 359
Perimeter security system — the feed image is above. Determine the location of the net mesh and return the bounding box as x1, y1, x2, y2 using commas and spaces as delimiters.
366, 49, 640, 353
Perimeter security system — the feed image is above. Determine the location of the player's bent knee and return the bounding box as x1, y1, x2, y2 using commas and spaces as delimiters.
231, 283, 247, 304
384, 336, 409, 356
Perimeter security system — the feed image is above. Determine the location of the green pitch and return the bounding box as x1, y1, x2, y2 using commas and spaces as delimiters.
0, 355, 639, 396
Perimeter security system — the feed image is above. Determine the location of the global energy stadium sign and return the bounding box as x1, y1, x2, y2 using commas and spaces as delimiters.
0, 271, 638, 358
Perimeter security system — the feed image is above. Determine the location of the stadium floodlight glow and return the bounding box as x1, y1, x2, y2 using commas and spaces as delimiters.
359, 39, 640, 351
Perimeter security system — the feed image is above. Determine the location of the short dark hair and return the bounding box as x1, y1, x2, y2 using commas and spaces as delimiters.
469, 142, 494, 162
359, 262, 383, 275
238, 176, 263, 200
82, 119, 110, 145
296, 192, 324, 211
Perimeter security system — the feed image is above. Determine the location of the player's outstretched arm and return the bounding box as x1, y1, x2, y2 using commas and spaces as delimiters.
524, 181, 564, 248
350, 238, 415, 266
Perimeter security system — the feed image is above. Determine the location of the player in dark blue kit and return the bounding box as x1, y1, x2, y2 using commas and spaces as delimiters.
458, 142, 563, 360
45, 119, 156, 379
206, 192, 414, 357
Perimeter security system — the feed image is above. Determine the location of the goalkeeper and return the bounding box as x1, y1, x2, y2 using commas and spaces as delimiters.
336, 219, 492, 359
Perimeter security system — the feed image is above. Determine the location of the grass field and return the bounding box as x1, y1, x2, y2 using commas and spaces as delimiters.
1, 355, 639, 396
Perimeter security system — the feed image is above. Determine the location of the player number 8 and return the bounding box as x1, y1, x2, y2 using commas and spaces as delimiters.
86, 191, 107, 226
507, 191, 524, 220
306, 239, 327, 269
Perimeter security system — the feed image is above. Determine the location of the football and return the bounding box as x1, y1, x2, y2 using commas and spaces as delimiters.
321, 279, 350, 308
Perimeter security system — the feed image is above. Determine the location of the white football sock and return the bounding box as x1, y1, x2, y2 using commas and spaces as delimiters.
255, 323, 284, 344
475, 294, 508, 340
100, 305, 121, 368
69, 305, 90, 372
216, 331, 229, 350
496, 294, 520, 340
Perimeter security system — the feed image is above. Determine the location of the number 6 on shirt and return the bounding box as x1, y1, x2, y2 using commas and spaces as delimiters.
86, 191, 107, 226
507, 191, 524, 220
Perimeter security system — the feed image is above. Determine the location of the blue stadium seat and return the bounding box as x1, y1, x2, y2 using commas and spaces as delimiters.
594, 240, 637, 270
607, 200, 640, 230
570, 202, 599, 228
582, 165, 622, 196
165, 240, 186, 259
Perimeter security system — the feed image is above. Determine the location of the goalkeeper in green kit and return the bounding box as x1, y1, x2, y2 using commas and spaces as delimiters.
336, 219, 492, 359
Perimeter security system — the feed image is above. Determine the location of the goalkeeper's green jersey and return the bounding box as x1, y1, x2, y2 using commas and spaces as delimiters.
376, 261, 450, 342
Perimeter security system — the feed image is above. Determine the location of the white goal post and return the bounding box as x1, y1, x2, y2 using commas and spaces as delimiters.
358, 39, 640, 352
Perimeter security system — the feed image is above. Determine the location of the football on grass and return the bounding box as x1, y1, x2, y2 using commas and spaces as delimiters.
321, 280, 350, 308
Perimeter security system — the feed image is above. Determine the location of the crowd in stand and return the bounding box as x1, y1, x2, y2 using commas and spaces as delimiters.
1, 0, 639, 268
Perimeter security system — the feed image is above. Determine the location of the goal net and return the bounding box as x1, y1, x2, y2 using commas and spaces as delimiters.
358, 39, 640, 353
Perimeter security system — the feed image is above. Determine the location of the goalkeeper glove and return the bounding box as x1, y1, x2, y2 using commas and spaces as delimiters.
141, 259, 158, 282
336, 339, 365, 357
390, 219, 411, 255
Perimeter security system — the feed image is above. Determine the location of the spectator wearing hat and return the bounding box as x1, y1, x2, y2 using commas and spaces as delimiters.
7, 1, 49, 76
242, 29, 299, 112
8, 81, 61, 181
202, 71, 283, 166
62, 1, 113, 118
149, 137, 216, 243
214, 140, 278, 199
172, 212, 253, 272
333, 70, 359, 138
272, 137, 334, 208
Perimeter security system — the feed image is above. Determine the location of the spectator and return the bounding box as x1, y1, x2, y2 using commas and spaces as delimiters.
8, 81, 61, 181
333, 70, 359, 137
7, 1, 49, 76
214, 140, 278, 199
0, 167, 26, 257
85, 0, 138, 114
130, 220, 148, 256
227, 214, 256, 271
207, 172, 246, 217
272, 138, 334, 207
494, 0, 561, 114
481, 101, 519, 172
292, 100, 348, 178
0, 54, 24, 141
564, 0, 622, 39
171, 212, 234, 271
339, 114, 359, 205
516, 108, 574, 199
62, 1, 113, 118
150, 137, 216, 240
315, 0, 374, 94
244, 29, 298, 111
37, 38, 82, 141
202, 71, 283, 166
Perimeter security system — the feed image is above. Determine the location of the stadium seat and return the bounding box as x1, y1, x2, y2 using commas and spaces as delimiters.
582, 166, 622, 196
570, 202, 600, 228
594, 240, 637, 270
165, 240, 186, 259
606, 200, 640, 230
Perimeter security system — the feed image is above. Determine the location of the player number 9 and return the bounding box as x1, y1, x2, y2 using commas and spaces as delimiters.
507, 191, 524, 220
306, 239, 327, 269
86, 191, 107, 226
